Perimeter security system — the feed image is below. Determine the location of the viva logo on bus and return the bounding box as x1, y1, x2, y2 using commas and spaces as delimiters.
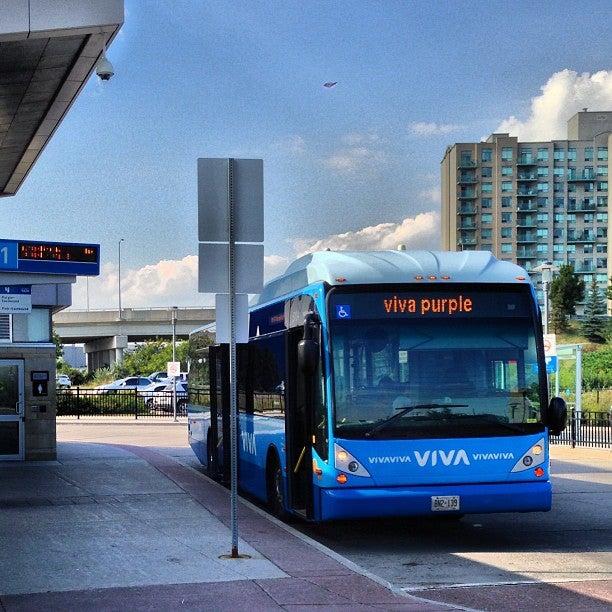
383, 294, 473, 316
368, 449, 515, 467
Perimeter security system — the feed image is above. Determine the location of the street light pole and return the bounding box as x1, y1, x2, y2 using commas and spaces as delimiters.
171, 306, 178, 422
118, 238, 125, 319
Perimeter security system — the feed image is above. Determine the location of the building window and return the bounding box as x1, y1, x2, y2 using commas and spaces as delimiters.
553, 182, 564, 192
584, 244, 594, 254
501, 147, 513, 161
597, 165, 608, 176
553, 148, 565, 161
597, 181, 608, 191
501, 212, 512, 223
553, 244, 564, 253
501, 166, 513, 176
536, 244, 548, 253
501, 243, 512, 253
554, 213, 564, 222
25, 308, 51, 342
597, 196, 608, 207
537, 148, 549, 161
501, 196, 512, 208
481, 166, 492, 178
501, 181, 513, 192
481, 228, 492, 239
568, 213, 578, 223
482, 182, 493, 193
585, 147, 593, 161
537, 213, 548, 222
597, 212, 608, 223
596, 244, 607, 253
481, 243, 492, 251
537, 167, 549, 177
553, 167, 564, 177
567, 148, 577, 161
537, 197, 548, 208
481, 148, 492, 162
501, 227, 512, 238
481, 213, 493, 223
537, 182, 549, 192
536, 228, 549, 238
553, 197, 564, 208
481, 197, 492, 208
597, 147, 608, 161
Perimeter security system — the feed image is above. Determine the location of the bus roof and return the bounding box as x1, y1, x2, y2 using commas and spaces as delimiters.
256, 250, 531, 305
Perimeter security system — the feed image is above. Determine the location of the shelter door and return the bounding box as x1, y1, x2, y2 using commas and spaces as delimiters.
0, 360, 24, 460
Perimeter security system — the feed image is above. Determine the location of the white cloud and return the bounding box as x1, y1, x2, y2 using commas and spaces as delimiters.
324, 146, 386, 174
278, 135, 306, 155
496, 69, 612, 140
294, 211, 440, 257
419, 186, 441, 204
341, 132, 381, 146
408, 122, 462, 136
70, 253, 291, 309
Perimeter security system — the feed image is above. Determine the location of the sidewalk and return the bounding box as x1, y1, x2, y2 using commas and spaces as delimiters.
0, 441, 455, 611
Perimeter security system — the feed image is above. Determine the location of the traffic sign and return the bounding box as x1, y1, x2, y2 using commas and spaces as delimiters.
166, 361, 180, 378
543, 333, 557, 357
0, 239, 99, 276
0, 285, 31, 314
197, 242, 263, 294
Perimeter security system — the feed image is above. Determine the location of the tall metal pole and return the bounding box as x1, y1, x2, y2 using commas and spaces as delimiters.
172, 306, 178, 423
118, 238, 124, 319
543, 279, 549, 336
227, 158, 239, 558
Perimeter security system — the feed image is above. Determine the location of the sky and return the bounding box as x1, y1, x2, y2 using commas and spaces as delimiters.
3, 0, 612, 308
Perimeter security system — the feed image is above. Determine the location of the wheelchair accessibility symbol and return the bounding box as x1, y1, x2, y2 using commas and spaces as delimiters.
336, 304, 351, 319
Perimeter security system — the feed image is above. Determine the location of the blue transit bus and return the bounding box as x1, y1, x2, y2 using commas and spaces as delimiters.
188, 250, 567, 521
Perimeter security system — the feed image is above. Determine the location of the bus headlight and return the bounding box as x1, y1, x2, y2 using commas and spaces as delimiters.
334, 443, 370, 477
511, 438, 546, 473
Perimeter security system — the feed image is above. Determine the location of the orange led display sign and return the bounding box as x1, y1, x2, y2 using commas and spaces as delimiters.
383, 295, 473, 316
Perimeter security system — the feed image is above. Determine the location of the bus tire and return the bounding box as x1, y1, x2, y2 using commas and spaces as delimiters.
206, 430, 217, 480
266, 452, 287, 519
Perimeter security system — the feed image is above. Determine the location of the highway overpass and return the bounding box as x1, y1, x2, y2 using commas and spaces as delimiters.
53, 307, 214, 371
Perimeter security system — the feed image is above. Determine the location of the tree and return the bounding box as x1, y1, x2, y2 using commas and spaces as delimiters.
549, 264, 584, 332
581, 277, 607, 342
607, 276, 612, 302
52, 329, 64, 360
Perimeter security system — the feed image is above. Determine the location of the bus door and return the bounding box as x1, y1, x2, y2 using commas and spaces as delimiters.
285, 326, 314, 518
208, 344, 231, 484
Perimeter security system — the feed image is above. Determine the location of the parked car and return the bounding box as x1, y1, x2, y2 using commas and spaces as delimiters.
139, 382, 171, 406
56, 374, 71, 389
150, 381, 188, 412
96, 376, 153, 394
148, 371, 170, 383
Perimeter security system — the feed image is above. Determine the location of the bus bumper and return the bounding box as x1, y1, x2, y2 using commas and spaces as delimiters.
318, 481, 551, 520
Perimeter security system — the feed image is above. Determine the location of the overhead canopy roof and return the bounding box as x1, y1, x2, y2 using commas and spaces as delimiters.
0, 1, 123, 196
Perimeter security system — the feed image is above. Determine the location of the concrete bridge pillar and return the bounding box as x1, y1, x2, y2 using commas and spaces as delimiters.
84, 335, 128, 372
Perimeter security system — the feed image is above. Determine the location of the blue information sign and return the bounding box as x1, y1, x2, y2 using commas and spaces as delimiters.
0, 239, 99, 276
1, 285, 31, 295
545, 356, 558, 374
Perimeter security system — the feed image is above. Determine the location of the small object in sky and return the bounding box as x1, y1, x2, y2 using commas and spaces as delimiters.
323, 81, 337, 88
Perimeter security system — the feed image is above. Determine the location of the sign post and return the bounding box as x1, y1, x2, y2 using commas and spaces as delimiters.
198, 158, 263, 559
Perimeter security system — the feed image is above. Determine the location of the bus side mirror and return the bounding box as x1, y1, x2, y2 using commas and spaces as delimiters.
298, 312, 320, 375
545, 397, 567, 436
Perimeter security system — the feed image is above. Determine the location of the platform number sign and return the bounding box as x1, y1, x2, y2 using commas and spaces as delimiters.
0, 241, 18, 270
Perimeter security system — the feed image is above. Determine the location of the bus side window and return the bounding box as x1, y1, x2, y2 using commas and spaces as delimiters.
252, 334, 286, 416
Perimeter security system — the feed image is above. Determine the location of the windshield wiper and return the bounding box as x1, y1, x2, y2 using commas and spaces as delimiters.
364, 404, 468, 438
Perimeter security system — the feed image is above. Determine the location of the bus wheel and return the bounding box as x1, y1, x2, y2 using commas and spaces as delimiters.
266, 454, 286, 519
206, 431, 217, 479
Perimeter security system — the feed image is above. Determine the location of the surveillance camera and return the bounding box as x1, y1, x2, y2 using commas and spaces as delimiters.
96, 53, 114, 81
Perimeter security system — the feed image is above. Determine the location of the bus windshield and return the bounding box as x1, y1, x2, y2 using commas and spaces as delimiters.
329, 287, 544, 439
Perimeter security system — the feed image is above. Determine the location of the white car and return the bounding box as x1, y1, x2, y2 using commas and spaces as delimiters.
56, 374, 71, 389
96, 376, 153, 394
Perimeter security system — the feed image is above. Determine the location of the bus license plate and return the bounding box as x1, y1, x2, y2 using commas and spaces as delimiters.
431, 495, 460, 511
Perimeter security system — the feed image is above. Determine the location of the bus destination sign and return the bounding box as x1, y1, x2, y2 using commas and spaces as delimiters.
0, 239, 100, 276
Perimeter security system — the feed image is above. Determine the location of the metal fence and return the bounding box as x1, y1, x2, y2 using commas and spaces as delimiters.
57, 387, 210, 419
550, 410, 611, 449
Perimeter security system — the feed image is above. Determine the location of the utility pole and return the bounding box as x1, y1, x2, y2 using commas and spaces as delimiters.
118, 238, 125, 319
172, 306, 178, 422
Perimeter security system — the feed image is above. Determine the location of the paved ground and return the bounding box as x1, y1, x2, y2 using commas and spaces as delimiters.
44, 422, 612, 610
0, 422, 451, 611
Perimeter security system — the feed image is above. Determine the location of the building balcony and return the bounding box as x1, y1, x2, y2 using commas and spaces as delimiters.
516, 200, 537, 211
516, 157, 537, 166
458, 190, 478, 199
458, 160, 477, 169
517, 189, 537, 197
567, 232, 596, 243
457, 175, 478, 184
568, 203, 596, 212
457, 206, 476, 214
458, 222, 477, 230
516, 249, 537, 258
575, 263, 596, 273
517, 173, 537, 181
458, 238, 477, 245
568, 172, 597, 182
516, 217, 537, 228
516, 233, 537, 243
